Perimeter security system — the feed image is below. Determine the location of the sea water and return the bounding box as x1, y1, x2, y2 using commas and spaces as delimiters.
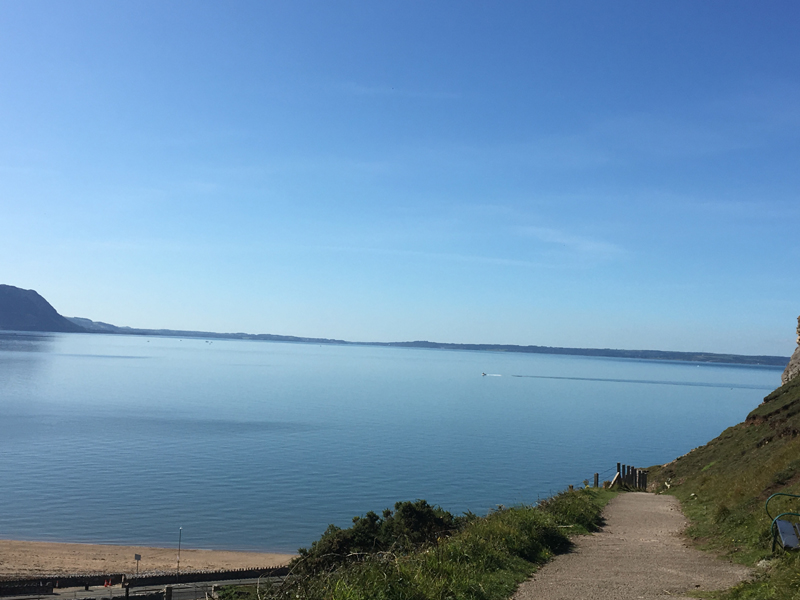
0, 332, 781, 552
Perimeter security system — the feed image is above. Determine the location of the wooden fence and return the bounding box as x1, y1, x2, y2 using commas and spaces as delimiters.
573, 463, 648, 491
608, 462, 647, 490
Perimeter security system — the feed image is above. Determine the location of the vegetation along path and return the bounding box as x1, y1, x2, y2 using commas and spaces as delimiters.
512, 492, 750, 600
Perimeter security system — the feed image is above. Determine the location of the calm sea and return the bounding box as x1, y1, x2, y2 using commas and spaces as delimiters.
0, 332, 782, 553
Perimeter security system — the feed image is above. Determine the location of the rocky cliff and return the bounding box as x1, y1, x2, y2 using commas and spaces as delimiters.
0, 285, 85, 333
781, 316, 800, 385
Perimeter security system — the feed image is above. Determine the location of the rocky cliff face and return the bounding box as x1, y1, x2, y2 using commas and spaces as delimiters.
781, 316, 800, 386
0, 284, 86, 333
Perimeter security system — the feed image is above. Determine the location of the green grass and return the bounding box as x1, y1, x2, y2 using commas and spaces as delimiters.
220, 488, 615, 600
648, 375, 800, 599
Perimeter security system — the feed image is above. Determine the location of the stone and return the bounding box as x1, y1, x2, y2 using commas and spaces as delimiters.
781, 316, 800, 386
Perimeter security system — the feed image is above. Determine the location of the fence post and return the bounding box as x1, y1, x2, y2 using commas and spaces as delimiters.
594, 473, 599, 488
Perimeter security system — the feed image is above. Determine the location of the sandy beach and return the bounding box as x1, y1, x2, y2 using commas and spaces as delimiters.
0, 540, 295, 579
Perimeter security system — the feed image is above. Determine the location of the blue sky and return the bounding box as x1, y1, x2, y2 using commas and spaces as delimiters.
1, 1, 798, 355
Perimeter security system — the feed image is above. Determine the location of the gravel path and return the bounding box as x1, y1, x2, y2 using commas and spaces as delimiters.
513, 492, 751, 600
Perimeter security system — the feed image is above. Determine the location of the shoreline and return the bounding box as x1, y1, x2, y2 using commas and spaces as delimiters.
5, 327, 788, 368
0, 539, 295, 579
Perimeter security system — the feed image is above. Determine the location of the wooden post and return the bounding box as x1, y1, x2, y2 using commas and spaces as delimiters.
594, 473, 599, 488
617, 462, 621, 477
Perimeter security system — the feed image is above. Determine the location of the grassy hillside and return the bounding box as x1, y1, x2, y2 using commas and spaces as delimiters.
648, 375, 800, 599
221, 489, 614, 600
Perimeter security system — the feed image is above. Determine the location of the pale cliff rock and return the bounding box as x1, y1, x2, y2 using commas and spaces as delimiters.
781, 316, 800, 385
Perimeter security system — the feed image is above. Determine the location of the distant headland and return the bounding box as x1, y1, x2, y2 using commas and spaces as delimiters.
0, 284, 85, 333
0, 284, 790, 367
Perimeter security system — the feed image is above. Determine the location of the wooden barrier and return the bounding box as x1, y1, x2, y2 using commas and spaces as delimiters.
611, 462, 648, 490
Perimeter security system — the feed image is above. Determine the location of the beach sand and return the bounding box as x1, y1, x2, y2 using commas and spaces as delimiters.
0, 540, 295, 579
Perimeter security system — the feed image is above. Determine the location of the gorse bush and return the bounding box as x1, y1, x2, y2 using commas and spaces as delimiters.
293, 499, 465, 576
222, 489, 613, 600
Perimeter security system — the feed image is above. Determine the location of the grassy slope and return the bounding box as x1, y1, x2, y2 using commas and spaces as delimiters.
222, 489, 615, 600
648, 375, 800, 599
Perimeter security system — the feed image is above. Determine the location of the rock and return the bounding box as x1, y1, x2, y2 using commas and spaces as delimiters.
781, 316, 800, 386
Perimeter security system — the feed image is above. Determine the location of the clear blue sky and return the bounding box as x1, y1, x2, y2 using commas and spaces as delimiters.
1, 1, 798, 355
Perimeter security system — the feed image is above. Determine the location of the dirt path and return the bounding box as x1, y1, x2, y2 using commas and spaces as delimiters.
513, 492, 751, 600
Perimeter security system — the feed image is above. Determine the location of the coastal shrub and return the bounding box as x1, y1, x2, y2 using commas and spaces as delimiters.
224, 489, 614, 600
293, 500, 463, 576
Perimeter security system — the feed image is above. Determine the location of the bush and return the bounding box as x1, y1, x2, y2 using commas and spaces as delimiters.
293, 500, 462, 576
234, 489, 614, 600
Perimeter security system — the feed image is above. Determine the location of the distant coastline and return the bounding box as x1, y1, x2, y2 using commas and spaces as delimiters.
66, 316, 789, 367
0, 284, 789, 368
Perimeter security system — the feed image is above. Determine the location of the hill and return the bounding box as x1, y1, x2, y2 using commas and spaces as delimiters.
0, 285, 85, 333
378, 340, 788, 366
68, 316, 789, 367
0, 283, 790, 367
648, 329, 800, 599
